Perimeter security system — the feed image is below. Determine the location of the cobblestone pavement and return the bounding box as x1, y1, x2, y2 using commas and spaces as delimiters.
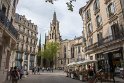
4, 70, 124, 83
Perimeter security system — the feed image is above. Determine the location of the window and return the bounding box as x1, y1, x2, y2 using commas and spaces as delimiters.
71, 47, 74, 58
26, 37, 28, 43
31, 32, 33, 36
64, 46, 66, 58
21, 44, 23, 51
97, 32, 103, 45
23, 36, 24, 41
28, 30, 29, 35
89, 36, 93, 46
90, 56, 93, 60
11, 18, 13, 23
33, 48, 35, 52
30, 47, 32, 52
107, 3, 115, 17
85, 9, 91, 22
94, 0, 100, 11
2, 5, 6, 14
31, 39, 32, 44
13, 0, 16, 7
78, 46, 80, 53
52, 33, 53, 39
111, 23, 119, 39
96, 15, 102, 27
23, 28, 25, 32
24, 54, 28, 60
87, 23, 93, 36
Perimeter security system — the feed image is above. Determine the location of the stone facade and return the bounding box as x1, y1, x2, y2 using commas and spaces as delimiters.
59, 36, 85, 68
0, 0, 19, 82
79, 0, 124, 70
14, 13, 38, 71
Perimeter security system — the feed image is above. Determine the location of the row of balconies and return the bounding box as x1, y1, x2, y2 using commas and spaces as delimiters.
85, 31, 124, 52
0, 10, 18, 39
18, 38, 37, 46
18, 29, 37, 39
16, 47, 36, 54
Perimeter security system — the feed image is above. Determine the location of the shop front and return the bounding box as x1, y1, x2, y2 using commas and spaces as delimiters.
96, 47, 123, 72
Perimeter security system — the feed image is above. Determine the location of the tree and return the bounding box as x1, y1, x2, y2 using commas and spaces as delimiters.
45, 0, 77, 12
41, 42, 59, 67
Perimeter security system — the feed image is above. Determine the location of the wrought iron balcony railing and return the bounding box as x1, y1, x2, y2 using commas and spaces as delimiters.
85, 31, 124, 52
0, 10, 18, 39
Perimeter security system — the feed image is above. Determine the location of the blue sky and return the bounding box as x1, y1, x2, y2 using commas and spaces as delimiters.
16, 0, 88, 44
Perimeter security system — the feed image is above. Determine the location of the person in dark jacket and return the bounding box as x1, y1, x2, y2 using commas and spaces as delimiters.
11, 66, 19, 83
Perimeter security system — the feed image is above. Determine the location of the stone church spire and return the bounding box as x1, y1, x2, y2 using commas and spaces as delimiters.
52, 11, 57, 25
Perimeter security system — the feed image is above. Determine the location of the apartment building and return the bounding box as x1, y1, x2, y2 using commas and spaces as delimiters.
14, 13, 38, 71
79, 0, 124, 70
0, 0, 19, 82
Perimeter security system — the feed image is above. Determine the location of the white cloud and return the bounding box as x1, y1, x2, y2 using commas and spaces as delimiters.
16, 0, 88, 44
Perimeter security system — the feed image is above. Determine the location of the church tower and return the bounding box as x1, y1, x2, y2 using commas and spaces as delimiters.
44, 12, 61, 68
47, 12, 61, 42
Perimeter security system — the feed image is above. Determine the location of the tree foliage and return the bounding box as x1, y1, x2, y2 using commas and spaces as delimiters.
41, 42, 59, 62
45, 0, 77, 12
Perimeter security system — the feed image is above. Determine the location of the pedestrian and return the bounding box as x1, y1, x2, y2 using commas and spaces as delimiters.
88, 65, 94, 79
42, 67, 45, 72
20, 66, 24, 79
10, 67, 14, 80
32, 67, 34, 74
110, 65, 116, 83
11, 66, 19, 83
34, 67, 36, 74
37, 67, 40, 74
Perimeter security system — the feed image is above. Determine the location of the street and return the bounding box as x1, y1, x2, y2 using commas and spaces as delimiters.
4, 70, 124, 83
5, 71, 83, 83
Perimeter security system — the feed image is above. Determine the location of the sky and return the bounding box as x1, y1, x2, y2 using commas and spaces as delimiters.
16, 0, 88, 44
